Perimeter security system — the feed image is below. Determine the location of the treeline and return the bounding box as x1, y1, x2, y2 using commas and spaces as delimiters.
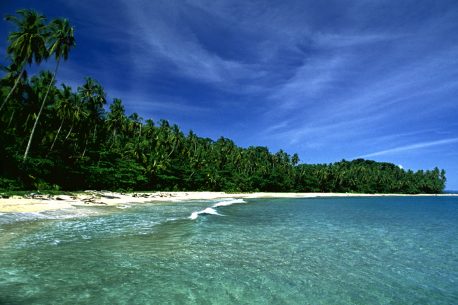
296, 160, 446, 194
0, 9, 446, 193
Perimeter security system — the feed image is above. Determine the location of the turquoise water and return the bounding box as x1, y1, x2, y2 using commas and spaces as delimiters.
1, 196, 457, 304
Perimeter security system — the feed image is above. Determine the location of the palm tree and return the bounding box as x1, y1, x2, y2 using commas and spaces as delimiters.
1, 9, 48, 112
0, 63, 28, 125
77, 77, 106, 157
78, 77, 106, 136
49, 84, 77, 152
23, 18, 75, 161
106, 98, 127, 144
128, 112, 143, 139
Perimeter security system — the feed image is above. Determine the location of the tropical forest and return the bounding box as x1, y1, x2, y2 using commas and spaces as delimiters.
0, 10, 447, 193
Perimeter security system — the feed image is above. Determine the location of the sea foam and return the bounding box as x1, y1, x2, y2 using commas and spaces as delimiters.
0, 208, 102, 226
189, 207, 221, 220
189, 198, 246, 220
212, 198, 246, 208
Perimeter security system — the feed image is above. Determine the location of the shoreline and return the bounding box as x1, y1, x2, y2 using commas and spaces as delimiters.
0, 191, 457, 213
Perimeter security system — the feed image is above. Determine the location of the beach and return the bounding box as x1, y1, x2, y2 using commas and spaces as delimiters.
0, 191, 455, 213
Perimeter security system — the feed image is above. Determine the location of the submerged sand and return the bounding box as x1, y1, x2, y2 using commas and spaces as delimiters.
0, 191, 455, 213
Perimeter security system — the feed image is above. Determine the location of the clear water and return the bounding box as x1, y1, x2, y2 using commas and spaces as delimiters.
1, 197, 457, 304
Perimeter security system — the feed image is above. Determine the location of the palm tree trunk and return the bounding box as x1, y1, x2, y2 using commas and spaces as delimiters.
65, 103, 81, 140
24, 113, 31, 129
92, 124, 97, 142
50, 117, 64, 152
109, 128, 116, 149
7, 109, 15, 128
0, 69, 24, 112
23, 58, 60, 161
65, 124, 74, 140
81, 137, 89, 158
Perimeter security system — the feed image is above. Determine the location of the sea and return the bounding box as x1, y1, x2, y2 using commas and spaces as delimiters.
1, 196, 457, 304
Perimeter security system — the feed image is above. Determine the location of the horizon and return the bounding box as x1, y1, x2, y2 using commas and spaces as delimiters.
1, 0, 457, 189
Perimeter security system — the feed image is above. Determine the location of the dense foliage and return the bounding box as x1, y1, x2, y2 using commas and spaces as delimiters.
0, 10, 446, 193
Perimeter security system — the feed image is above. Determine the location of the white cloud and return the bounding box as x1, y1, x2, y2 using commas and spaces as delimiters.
357, 138, 458, 158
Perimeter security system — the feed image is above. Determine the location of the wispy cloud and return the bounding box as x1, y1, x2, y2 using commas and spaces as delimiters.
357, 138, 458, 158
105, 87, 211, 117
262, 36, 458, 148
314, 33, 404, 48
115, 0, 265, 89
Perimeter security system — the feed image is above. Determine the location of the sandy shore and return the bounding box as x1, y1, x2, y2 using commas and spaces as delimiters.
0, 191, 456, 213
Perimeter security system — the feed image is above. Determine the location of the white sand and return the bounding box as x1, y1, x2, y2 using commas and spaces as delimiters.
0, 191, 455, 213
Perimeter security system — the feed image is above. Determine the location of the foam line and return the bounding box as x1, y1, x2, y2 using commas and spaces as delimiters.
212, 199, 246, 208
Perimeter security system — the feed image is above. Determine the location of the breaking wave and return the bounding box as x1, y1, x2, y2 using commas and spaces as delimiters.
189, 198, 246, 220
189, 207, 221, 220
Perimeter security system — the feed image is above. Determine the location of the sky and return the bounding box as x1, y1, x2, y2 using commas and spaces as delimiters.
1, 0, 458, 189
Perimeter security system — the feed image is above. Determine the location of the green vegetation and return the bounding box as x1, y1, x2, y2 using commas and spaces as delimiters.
0, 9, 446, 193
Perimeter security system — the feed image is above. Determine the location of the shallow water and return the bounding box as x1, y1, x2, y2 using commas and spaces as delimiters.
1, 197, 457, 304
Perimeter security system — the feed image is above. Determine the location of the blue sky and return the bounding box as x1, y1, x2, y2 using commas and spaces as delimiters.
2, 0, 458, 189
